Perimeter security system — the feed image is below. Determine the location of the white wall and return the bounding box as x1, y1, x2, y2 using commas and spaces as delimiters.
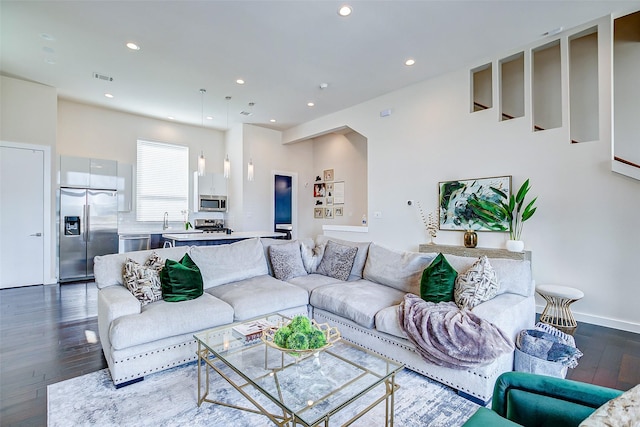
284, 18, 640, 333
240, 124, 314, 238
1, 76, 58, 283
311, 132, 368, 227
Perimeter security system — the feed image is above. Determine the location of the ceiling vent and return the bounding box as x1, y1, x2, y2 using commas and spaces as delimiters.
239, 110, 253, 116
93, 72, 114, 82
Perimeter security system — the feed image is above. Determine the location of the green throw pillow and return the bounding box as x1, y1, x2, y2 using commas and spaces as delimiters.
160, 253, 204, 302
420, 253, 457, 303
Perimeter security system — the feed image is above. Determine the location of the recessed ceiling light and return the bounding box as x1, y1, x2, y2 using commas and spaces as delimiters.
405, 58, 416, 66
167, 116, 175, 120
44, 58, 56, 65
236, 79, 245, 85
40, 33, 55, 41
206, 116, 214, 120
307, 102, 315, 107
270, 119, 276, 123
126, 42, 141, 51
338, 5, 352, 17
104, 93, 114, 98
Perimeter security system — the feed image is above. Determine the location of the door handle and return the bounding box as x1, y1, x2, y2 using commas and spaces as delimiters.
29, 232, 42, 237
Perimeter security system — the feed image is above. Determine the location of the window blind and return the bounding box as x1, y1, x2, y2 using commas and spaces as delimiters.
136, 139, 189, 222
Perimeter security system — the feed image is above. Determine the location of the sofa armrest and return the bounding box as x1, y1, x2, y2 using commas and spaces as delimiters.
492, 372, 623, 425
472, 293, 535, 340
97, 285, 141, 349
463, 407, 520, 426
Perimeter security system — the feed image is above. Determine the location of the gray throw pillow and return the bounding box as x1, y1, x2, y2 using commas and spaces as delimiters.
122, 252, 164, 305
454, 255, 499, 310
316, 240, 358, 281
268, 241, 307, 281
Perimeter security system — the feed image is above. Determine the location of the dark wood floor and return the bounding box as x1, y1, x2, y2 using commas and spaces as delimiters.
1, 282, 639, 426
0, 282, 107, 426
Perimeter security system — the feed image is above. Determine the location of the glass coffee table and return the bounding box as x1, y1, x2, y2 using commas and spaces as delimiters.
194, 314, 403, 426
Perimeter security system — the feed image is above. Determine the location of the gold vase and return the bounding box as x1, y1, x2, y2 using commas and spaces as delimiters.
464, 230, 478, 248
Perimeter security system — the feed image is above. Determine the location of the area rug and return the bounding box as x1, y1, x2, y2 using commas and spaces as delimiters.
48, 362, 479, 426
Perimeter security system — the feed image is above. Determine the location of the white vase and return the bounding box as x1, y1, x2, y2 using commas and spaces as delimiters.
506, 240, 525, 252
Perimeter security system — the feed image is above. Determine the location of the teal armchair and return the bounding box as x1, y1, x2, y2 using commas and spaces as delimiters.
463, 371, 623, 427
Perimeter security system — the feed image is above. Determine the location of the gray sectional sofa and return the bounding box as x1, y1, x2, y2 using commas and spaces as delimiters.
94, 235, 535, 403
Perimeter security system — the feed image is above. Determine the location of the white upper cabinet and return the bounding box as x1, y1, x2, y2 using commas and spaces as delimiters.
117, 162, 133, 212
197, 173, 227, 196
60, 155, 117, 189
89, 158, 118, 189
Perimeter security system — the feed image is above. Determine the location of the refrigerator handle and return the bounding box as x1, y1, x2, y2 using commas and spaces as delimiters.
86, 204, 91, 242
81, 205, 86, 242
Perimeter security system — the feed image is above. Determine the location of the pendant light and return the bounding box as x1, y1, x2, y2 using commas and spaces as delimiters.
197, 89, 206, 177
223, 96, 231, 179
247, 102, 255, 182
247, 159, 254, 181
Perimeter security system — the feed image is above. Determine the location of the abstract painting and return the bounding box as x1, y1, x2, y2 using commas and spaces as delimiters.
439, 176, 511, 231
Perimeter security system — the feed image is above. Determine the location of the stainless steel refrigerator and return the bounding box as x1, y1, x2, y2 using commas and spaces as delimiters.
59, 188, 118, 282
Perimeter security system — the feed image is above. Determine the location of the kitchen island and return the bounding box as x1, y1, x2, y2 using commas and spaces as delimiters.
162, 231, 287, 246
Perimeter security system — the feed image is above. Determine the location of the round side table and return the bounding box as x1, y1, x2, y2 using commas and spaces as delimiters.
536, 284, 584, 334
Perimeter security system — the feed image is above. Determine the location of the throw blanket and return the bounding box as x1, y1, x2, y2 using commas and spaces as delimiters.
399, 294, 514, 369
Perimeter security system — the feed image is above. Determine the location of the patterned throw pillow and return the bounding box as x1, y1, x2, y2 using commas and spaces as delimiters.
122, 252, 164, 305
454, 255, 499, 310
269, 241, 307, 281
316, 240, 358, 281
579, 384, 640, 427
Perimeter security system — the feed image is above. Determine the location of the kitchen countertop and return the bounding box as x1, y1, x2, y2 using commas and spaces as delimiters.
162, 231, 286, 241
119, 228, 202, 236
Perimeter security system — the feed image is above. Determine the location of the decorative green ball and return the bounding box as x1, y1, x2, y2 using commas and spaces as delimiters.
286, 331, 310, 350
289, 316, 313, 334
308, 328, 327, 349
273, 326, 291, 347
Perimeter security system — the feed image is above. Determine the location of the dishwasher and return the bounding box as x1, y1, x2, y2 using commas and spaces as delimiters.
118, 234, 151, 253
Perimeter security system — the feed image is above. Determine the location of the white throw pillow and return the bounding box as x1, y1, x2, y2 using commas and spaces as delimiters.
454, 255, 499, 310
300, 240, 326, 273
122, 252, 164, 305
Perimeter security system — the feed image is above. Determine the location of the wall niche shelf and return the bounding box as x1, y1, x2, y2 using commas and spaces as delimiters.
569, 27, 599, 144
613, 10, 640, 181
532, 40, 562, 133
500, 52, 525, 121
471, 63, 492, 112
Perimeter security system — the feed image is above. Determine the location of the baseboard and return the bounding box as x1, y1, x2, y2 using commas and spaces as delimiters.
535, 304, 640, 334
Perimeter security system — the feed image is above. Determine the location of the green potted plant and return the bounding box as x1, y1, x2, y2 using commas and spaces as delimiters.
468, 179, 537, 251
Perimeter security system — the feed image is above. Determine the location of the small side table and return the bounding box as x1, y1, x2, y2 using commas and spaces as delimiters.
536, 284, 584, 334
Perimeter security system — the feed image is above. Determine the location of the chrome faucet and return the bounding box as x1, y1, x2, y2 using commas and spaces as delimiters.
163, 212, 169, 230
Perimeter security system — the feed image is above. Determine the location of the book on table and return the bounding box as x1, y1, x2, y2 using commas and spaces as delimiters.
232, 320, 272, 343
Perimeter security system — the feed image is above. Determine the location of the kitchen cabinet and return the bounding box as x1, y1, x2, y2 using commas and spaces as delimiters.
117, 162, 133, 212
60, 155, 117, 190
193, 172, 227, 213
196, 172, 226, 196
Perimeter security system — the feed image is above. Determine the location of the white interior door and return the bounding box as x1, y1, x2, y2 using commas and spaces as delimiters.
0, 146, 45, 288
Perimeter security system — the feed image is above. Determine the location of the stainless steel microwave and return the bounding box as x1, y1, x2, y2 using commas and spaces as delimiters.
198, 195, 227, 212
